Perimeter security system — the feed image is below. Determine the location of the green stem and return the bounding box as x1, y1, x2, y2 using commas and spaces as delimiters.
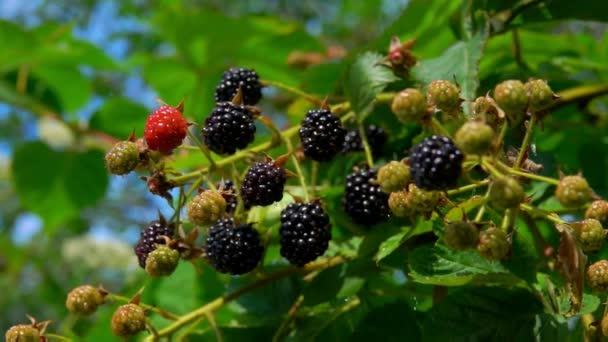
143, 256, 349, 341
481, 158, 504, 178
519, 203, 565, 225
430, 117, 451, 136
44, 334, 73, 342
508, 168, 560, 185
272, 295, 304, 342
311, 161, 319, 198
284, 137, 310, 201
446, 179, 490, 196
187, 128, 216, 168
514, 115, 536, 169
107, 294, 179, 321
358, 121, 374, 168
260, 79, 323, 105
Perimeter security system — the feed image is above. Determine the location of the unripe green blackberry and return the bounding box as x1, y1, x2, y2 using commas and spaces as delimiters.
111, 304, 146, 337
477, 227, 509, 260
427, 80, 461, 112
489, 177, 525, 210
472, 96, 502, 129
391, 88, 427, 123
454, 121, 495, 155
555, 175, 593, 208
585, 200, 608, 226
66, 285, 105, 315
443, 221, 478, 250
493, 80, 527, 120
587, 260, 608, 292
525, 79, 555, 111
145, 245, 180, 277
5, 325, 39, 342
105, 141, 140, 175
572, 219, 606, 253
388, 184, 439, 220
376, 161, 410, 193
187, 190, 227, 226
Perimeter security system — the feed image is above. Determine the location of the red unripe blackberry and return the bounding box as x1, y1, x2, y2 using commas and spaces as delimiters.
299, 109, 346, 162
144, 106, 188, 154
343, 169, 390, 226
204, 218, 264, 275
66, 285, 105, 315
134, 219, 175, 268
111, 304, 146, 337
202, 102, 256, 155
342, 125, 387, 156
279, 202, 332, 266
408, 135, 464, 190
215, 67, 262, 105
240, 161, 286, 207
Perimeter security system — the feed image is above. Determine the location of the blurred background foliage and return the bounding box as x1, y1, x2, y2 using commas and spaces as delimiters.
1, 0, 608, 340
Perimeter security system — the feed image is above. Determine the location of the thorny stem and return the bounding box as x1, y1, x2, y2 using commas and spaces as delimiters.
514, 115, 536, 169
358, 120, 375, 168
284, 137, 310, 201
143, 256, 349, 341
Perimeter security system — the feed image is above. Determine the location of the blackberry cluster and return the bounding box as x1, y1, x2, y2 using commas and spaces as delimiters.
202, 102, 256, 155
343, 169, 390, 225
240, 161, 286, 207
218, 179, 238, 214
134, 219, 175, 268
299, 109, 346, 162
204, 218, 264, 275
280, 202, 332, 266
342, 125, 387, 156
408, 135, 464, 190
215, 67, 262, 105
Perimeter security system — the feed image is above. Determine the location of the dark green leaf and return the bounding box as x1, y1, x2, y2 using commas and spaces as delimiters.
89, 97, 149, 139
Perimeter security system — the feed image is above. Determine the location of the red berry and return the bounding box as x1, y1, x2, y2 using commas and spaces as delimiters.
144, 106, 188, 154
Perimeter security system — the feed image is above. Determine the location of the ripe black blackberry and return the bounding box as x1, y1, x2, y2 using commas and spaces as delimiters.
202, 102, 256, 155
342, 125, 387, 156
299, 109, 346, 162
217, 179, 237, 214
408, 135, 464, 190
215, 67, 262, 105
280, 202, 332, 266
204, 218, 264, 275
343, 168, 390, 225
134, 219, 175, 268
240, 161, 286, 207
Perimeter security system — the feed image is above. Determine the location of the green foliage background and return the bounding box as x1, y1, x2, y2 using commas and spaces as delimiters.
1, 0, 608, 340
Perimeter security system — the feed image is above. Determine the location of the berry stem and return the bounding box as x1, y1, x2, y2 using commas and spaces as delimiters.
500, 208, 516, 233
284, 136, 310, 202
481, 158, 504, 178
186, 128, 216, 168
272, 295, 304, 341
357, 120, 375, 168
310, 161, 319, 198
494, 122, 509, 155
506, 167, 560, 186
430, 117, 451, 137
514, 115, 536, 169
260, 79, 324, 106
446, 179, 490, 196
142, 256, 349, 341
185, 174, 206, 197
106, 294, 179, 321
44, 333, 73, 342
519, 203, 565, 225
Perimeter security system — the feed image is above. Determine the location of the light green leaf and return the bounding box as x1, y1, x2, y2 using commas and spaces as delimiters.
89, 97, 149, 139
11, 142, 108, 227
345, 52, 398, 120
408, 244, 517, 286
412, 29, 488, 116
33, 66, 91, 113
375, 231, 409, 263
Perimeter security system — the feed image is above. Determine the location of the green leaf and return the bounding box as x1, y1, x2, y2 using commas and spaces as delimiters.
152, 262, 201, 314
11, 142, 108, 227
412, 29, 488, 116
345, 52, 398, 120
303, 265, 345, 306
408, 245, 517, 286
351, 301, 421, 341
445, 195, 484, 221
89, 97, 149, 139
33, 66, 91, 113
375, 231, 409, 263
422, 287, 542, 340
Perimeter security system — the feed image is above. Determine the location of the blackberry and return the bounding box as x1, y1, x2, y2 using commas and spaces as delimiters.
204, 218, 264, 275
280, 202, 332, 266
427, 80, 461, 113
343, 169, 390, 226
111, 304, 146, 337
134, 219, 175, 268
202, 102, 256, 155
408, 135, 464, 190
493, 80, 527, 121
588, 260, 608, 292
240, 161, 286, 207
391, 88, 427, 123
66, 285, 106, 315
342, 125, 387, 155
215, 67, 262, 105
555, 175, 593, 208
299, 109, 346, 162
218, 179, 238, 214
